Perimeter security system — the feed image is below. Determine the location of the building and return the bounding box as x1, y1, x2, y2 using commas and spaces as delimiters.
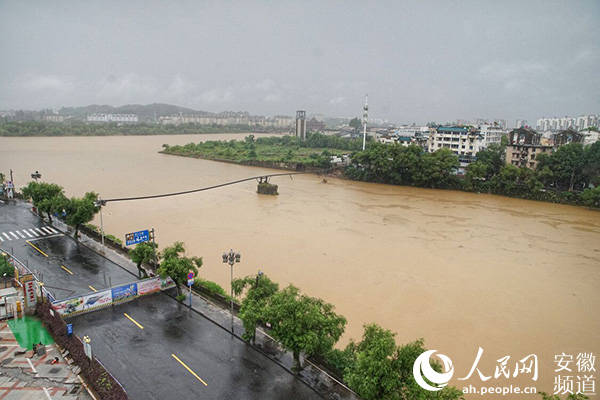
42, 114, 66, 122
159, 112, 293, 128
505, 128, 553, 169
515, 119, 528, 129
295, 111, 306, 140
582, 128, 600, 146
427, 126, 485, 170
478, 124, 506, 147
87, 113, 138, 123
536, 114, 598, 132
553, 128, 585, 146
306, 117, 326, 133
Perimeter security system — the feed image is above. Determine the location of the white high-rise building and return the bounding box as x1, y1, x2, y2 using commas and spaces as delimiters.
536, 114, 598, 132
479, 124, 506, 147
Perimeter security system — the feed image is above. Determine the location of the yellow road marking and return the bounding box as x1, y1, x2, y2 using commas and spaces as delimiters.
88, 285, 97, 292
60, 265, 73, 275
124, 313, 144, 330
26, 240, 48, 257
171, 354, 208, 386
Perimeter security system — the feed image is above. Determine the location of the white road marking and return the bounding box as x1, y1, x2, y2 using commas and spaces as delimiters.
29, 233, 62, 241
9, 232, 18, 239
2, 233, 11, 241
28, 229, 40, 237
0, 236, 3, 242
43, 387, 52, 400
35, 228, 45, 235
46, 227, 58, 234
22, 230, 33, 238
26, 358, 37, 373
41, 227, 53, 235
16, 231, 26, 238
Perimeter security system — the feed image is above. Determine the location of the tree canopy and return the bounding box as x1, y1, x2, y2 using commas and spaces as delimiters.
343, 324, 463, 400
157, 242, 202, 294
65, 192, 100, 238
232, 273, 279, 343
263, 285, 346, 372
129, 241, 158, 278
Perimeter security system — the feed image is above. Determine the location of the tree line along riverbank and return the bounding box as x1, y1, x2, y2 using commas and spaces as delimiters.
162, 133, 600, 208
0, 120, 281, 136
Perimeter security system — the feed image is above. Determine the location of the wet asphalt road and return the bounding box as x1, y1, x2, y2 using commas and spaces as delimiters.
1, 201, 322, 399
0, 201, 134, 300
69, 293, 321, 400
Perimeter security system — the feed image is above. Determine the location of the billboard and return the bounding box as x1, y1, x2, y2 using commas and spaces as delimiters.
53, 290, 112, 316
137, 277, 161, 296
111, 283, 138, 303
51, 277, 176, 317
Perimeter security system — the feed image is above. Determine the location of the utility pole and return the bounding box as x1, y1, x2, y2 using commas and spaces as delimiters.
93, 199, 107, 251
362, 94, 368, 151
150, 228, 158, 268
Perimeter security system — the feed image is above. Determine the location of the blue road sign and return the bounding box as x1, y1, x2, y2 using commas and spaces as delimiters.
125, 230, 150, 246
67, 323, 73, 336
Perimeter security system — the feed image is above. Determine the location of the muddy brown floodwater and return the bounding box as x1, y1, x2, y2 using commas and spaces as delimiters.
2, 133, 599, 397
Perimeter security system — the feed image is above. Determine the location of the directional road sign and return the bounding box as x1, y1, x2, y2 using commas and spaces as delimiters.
125, 229, 150, 246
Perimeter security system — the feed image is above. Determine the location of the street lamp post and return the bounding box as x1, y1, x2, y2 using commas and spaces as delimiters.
222, 249, 241, 335
93, 199, 107, 251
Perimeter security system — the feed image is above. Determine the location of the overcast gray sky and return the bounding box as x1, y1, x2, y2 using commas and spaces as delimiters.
1, 0, 598, 124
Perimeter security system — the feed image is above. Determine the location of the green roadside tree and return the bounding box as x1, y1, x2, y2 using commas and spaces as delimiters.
65, 192, 100, 239
129, 241, 158, 278
22, 181, 67, 222
263, 285, 346, 373
157, 241, 202, 295
343, 324, 463, 400
0, 254, 14, 278
232, 273, 279, 343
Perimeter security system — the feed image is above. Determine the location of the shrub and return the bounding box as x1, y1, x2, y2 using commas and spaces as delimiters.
194, 278, 228, 298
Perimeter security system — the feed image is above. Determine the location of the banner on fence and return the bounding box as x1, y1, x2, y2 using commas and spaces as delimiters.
111, 283, 138, 303
52, 276, 176, 317
138, 278, 160, 295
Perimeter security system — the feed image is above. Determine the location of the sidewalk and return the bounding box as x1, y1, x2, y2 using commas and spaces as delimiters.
0, 319, 91, 400
50, 216, 360, 400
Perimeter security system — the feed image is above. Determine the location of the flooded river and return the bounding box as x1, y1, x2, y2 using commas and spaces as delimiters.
2, 134, 599, 396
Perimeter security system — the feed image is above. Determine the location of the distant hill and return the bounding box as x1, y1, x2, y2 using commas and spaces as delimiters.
58, 103, 203, 122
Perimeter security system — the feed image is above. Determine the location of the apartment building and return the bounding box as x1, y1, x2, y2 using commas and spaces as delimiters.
427, 126, 485, 169
505, 128, 553, 169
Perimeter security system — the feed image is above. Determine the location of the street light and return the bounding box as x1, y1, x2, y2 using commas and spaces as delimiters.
93, 199, 107, 250
222, 249, 241, 334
